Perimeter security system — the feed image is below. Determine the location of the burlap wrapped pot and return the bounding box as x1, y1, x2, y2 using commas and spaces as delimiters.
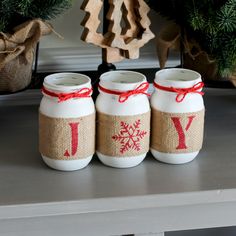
0, 19, 52, 92
156, 22, 236, 87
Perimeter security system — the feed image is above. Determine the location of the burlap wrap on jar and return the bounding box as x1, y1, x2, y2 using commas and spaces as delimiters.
97, 111, 150, 157
0, 19, 52, 92
151, 109, 205, 154
39, 112, 95, 160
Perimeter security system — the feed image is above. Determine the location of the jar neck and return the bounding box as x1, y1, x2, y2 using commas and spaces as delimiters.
155, 68, 202, 89
98, 82, 150, 103
154, 81, 204, 102
42, 73, 92, 102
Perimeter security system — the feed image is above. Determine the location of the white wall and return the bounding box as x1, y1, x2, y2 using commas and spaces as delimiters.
38, 0, 179, 72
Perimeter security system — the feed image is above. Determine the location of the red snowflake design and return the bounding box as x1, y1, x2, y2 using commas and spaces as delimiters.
112, 119, 147, 154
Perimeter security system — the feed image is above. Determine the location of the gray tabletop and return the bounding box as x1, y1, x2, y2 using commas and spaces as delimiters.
0, 88, 236, 221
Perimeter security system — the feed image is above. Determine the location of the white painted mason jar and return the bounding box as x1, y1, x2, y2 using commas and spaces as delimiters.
96, 71, 151, 168
39, 73, 95, 171
150, 68, 205, 164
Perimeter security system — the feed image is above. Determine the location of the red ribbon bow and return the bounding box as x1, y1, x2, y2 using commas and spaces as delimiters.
153, 81, 204, 103
172, 82, 204, 102
42, 86, 93, 102
98, 82, 150, 103
118, 82, 150, 103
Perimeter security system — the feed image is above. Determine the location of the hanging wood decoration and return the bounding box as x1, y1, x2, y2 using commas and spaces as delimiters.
80, 0, 155, 63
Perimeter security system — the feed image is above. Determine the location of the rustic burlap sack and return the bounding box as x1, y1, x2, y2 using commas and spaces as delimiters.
183, 52, 218, 82
156, 22, 181, 69
229, 73, 236, 87
151, 109, 205, 153
0, 19, 52, 92
97, 111, 150, 157
156, 23, 236, 86
39, 112, 95, 160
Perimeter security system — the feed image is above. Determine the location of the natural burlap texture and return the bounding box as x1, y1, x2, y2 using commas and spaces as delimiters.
97, 111, 150, 157
156, 22, 236, 86
230, 73, 236, 87
0, 19, 52, 92
151, 109, 205, 153
39, 112, 95, 160
156, 22, 181, 69
156, 23, 215, 70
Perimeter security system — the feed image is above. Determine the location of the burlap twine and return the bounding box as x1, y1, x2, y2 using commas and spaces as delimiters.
0, 19, 52, 92
97, 111, 150, 157
39, 112, 95, 160
151, 109, 205, 153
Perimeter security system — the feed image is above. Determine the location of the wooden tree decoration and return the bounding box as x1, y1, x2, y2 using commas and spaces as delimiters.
81, 0, 155, 63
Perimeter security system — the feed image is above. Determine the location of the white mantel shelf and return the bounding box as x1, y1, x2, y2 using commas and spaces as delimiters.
0, 88, 236, 236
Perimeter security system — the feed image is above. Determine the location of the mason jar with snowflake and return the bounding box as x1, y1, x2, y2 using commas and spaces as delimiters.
96, 71, 151, 168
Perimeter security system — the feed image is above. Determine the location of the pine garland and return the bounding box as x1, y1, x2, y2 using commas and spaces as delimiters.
0, 0, 72, 32
145, 0, 236, 77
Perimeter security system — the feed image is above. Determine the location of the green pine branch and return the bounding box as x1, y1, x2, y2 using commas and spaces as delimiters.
24, 0, 72, 20
0, 0, 73, 32
217, 0, 236, 32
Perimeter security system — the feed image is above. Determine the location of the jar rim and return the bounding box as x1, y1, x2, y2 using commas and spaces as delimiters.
43, 73, 91, 92
155, 68, 201, 88
99, 70, 146, 91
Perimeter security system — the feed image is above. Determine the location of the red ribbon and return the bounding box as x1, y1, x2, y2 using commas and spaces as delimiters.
153, 81, 204, 103
98, 82, 150, 103
42, 86, 93, 102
